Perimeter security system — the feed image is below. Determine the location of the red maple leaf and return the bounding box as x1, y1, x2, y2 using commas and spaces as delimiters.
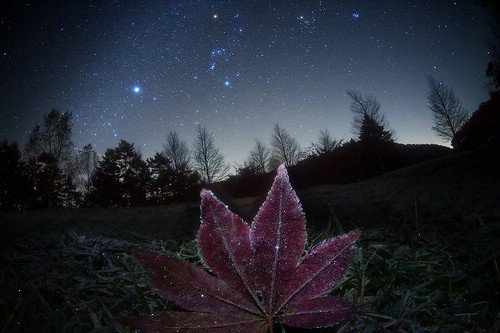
116, 165, 359, 332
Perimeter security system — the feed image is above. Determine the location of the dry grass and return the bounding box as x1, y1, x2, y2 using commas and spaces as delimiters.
1, 150, 498, 332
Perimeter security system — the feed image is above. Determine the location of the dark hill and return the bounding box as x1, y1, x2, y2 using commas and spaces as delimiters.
227, 148, 497, 229
213, 143, 452, 200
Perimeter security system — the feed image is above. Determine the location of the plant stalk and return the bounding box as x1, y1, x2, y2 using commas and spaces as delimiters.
268, 316, 274, 333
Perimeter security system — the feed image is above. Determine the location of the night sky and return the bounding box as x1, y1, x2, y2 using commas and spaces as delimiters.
0, 1, 493, 165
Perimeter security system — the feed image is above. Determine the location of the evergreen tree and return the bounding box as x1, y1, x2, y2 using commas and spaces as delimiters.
358, 114, 396, 176
147, 152, 175, 204
90, 140, 149, 206
348, 91, 396, 177
359, 114, 394, 145
347, 91, 394, 141
170, 168, 200, 202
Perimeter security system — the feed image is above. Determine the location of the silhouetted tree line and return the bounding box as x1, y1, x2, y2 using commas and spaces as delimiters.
2, 8, 499, 210
214, 95, 451, 199
0, 109, 202, 210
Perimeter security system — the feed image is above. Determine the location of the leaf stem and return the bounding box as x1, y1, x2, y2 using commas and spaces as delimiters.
268, 316, 274, 333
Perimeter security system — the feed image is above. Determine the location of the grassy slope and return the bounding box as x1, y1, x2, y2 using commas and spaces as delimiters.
298, 149, 498, 229
1, 149, 498, 332
230, 149, 497, 230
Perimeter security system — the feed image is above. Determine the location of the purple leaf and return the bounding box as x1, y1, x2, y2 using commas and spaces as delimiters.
118, 165, 359, 332
197, 190, 257, 307
277, 230, 359, 309
276, 296, 355, 328
116, 311, 267, 333
249, 164, 306, 312
132, 248, 258, 315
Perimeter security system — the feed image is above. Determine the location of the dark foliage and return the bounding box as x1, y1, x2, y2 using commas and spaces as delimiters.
0, 140, 27, 210
486, 59, 500, 90
147, 152, 176, 204
24, 152, 64, 209
146, 152, 200, 204
452, 90, 500, 150
357, 114, 397, 178
170, 169, 201, 203
213, 164, 273, 200
358, 114, 394, 145
89, 140, 149, 207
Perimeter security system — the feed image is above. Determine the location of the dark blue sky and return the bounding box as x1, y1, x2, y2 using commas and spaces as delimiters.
0, 0, 492, 165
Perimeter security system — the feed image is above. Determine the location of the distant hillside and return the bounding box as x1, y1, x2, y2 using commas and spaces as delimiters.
213, 143, 452, 200
230, 149, 497, 230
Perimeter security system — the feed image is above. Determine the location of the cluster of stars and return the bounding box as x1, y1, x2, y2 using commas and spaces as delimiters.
0, 0, 491, 164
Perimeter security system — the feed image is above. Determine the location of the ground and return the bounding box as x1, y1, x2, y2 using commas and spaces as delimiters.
1, 150, 498, 332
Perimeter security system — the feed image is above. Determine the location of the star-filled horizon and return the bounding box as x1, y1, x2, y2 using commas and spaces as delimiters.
0, 1, 492, 164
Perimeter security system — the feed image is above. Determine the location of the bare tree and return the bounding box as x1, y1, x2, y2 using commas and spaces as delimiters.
163, 131, 190, 172
75, 143, 99, 194
192, 125, 229, 184
348, 91, 395, 175
311, 129, 342, 155
270, 124, 303, 167
24, 108, 74, 168
247, 139, 271, 174
347, 91, 394, 140
427, 76, 469, 142
24, 124, 43, 161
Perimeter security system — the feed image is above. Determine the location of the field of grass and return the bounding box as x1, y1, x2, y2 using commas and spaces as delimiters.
1, 213, 498, 332
1, 150, 498, 332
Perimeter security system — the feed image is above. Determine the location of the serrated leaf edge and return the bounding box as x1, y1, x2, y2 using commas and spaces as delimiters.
276, 231, 360, 313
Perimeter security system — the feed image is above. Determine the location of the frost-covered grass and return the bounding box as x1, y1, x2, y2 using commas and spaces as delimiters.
1, 212, 498, 332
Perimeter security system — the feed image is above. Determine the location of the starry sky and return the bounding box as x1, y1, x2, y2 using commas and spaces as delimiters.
0, 0, 493, 165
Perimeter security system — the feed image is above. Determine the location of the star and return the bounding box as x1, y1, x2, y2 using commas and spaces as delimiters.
352, 13, 360, 19
212, 13, 219, 20
133, 86, 141, 93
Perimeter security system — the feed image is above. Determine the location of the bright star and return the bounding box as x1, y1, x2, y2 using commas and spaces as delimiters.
224, 80, 230, 87
352, 13, 360, 19
133, 86, 141, 93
